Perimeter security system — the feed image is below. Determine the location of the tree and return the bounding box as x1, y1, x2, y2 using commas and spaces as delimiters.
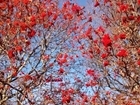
81, 0, 140, 104
0, 0, 90, 104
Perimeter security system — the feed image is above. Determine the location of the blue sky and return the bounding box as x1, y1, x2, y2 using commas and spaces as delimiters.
77, 0, 87, 6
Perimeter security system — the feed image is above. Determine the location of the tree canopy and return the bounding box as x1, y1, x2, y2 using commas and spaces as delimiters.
0, 0, 140, 105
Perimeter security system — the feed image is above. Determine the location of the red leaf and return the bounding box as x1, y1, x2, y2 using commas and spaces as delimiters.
0, 0, 5, 3
23, 74, 32, 81
122, 16, 128, 23
8, 49, 15, 58
44, 95, 51, 100
82, 95, 88, 102
117, 49, 128, 57
72, 4, 81, 13
58, 68, 65, 74
119, 33, 126, 39
0, 2, 7, 9
85, 26, 92, 39
13, 21, 19, 26
137, 48, 140, 54
13, 0, 19, 6
52, 78, 62, 82
102, 34, 112, 47
88, 16, 92, 22
25, 40, 30, 46
57, 53, 68, 66
137, 60, 140, 65
47, 11, 52, 17
138, 0, 140, 5
28, 30, 36, 38
96, 26, 105, 34
64, 13, 73, 20
104, 0, 110, 4
11, 66, 18, 77
12, 69, 17, 77
62, 95, 71, 103
128, 15, 135, 21
29, 21, 36, 27
101, 53, 108, 59
53, 14, 58, 20
118, 4, 129, 12
30, 15, 36, 22
86, 69, 95, 76
15, 46, 23, 52
22, 0, 29, 4
86, 80, 97, 87
20, 22, 27, 31
103, 60, 109, 66
40, 11, 47, 19
49, 63, 53, 67
94, 1, 100, 7
42, 55, 49, 60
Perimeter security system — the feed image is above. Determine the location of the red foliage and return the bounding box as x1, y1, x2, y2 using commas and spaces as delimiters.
86, 80, 97, 87
128, 15, 135, 21
122, 16, 128, 24
85, 26, 92, 39
15, 46, 23, 52
103, 60, 109, 66
22, 0, 29, 4
61, 89, 74, 104
23, 74, 32, 81
86, 69, 95, 76
62, 95, 71, 103
137, 48, 140, 54
42, 55, 49, 60
117, 49, 128, 57
96, 26, 105, 34
1, 0, 139, 104
28, 30, 36, 38
0, 2, 7, 9
7, 49, 15, 58
11, 66, 18, 77
30, 15, 36, 22
118, 3, 129, 12
52, 78, 62, 82
40, 11, 47, 19
137, 60, 140, 65
13, 0, 19, 6
20, 22, 28, 31
82, 94, 88, 102
64, 13, 73, 20
72, 4, 81, 13
52, 14, 58, 20
102, 34, 112, 47
0, 0, 5, 3
101, 53, 108, 59
57, 53, 68, 66
137, 0, 140, 5
94, 1, 100, 7
88, 16, 92, 22
104, 0, 110, 4
119, 33, 126, 39
58, 68, 65, 74
25, 40, 30, 46
12, 70, 17, 77
13, 21, 19, 26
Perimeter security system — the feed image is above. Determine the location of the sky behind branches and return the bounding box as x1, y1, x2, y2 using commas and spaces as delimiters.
77, 0, 87, 6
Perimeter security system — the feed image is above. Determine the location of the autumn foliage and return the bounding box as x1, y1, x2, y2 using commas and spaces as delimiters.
0, 0, 140, 105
